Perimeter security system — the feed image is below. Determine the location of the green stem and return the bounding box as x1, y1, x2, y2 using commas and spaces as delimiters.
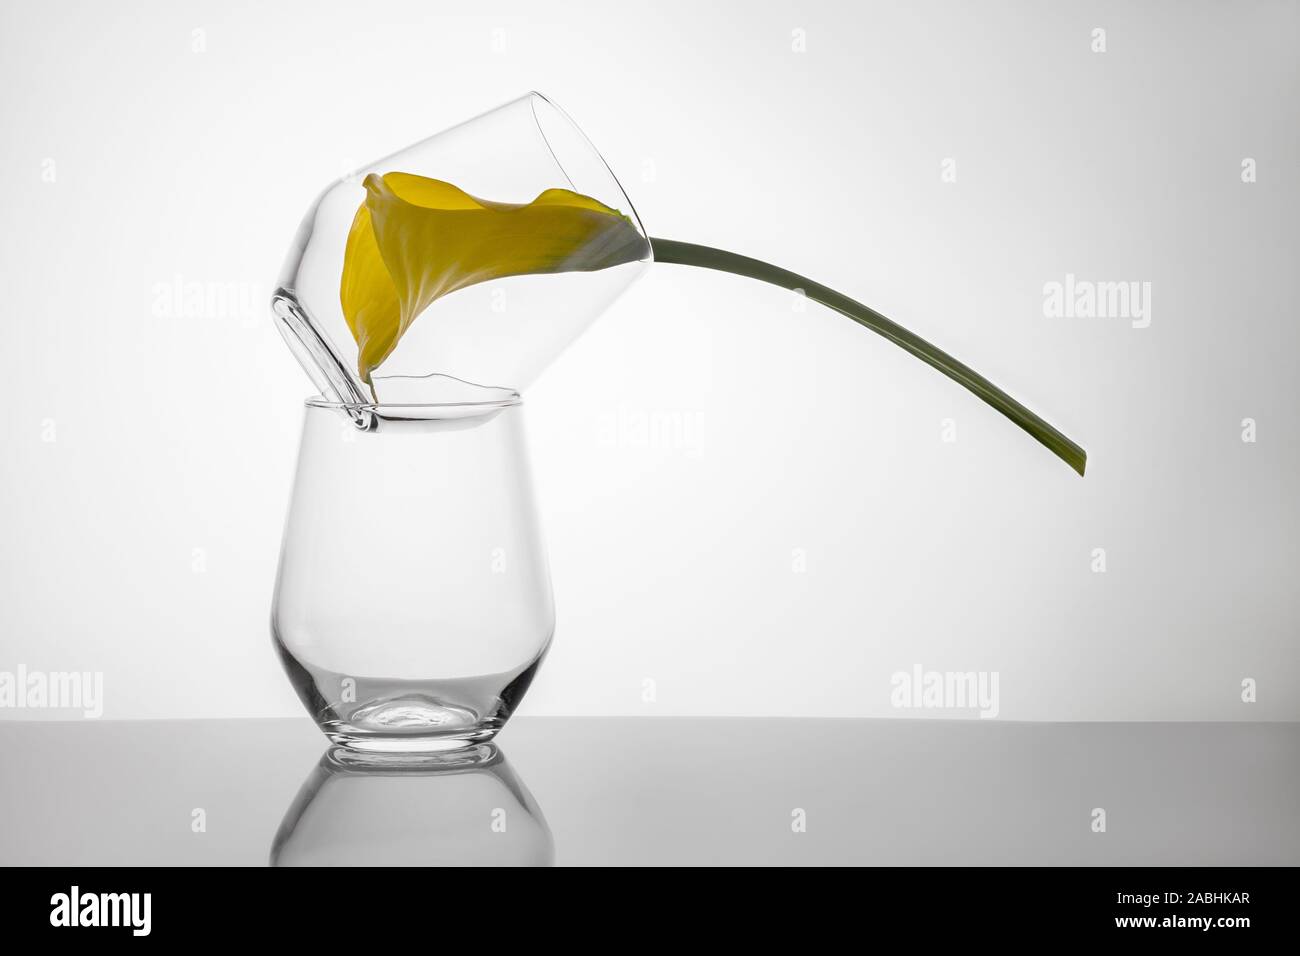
650, 237, 1086, 476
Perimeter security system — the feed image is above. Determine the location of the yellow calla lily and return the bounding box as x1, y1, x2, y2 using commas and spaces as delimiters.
340, 171, 648, 388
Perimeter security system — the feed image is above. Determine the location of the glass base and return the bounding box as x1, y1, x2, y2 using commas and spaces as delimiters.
274, 641, 544, 754
323, 696, 503, 753
326, 732, 500, 754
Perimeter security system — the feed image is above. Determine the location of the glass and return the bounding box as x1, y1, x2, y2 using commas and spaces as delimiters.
272, 397, 553, 752
271, 91, 650, 412
271, 744, 553, 866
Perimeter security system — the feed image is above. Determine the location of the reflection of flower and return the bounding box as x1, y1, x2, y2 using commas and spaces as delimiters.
340, 172, 648, 388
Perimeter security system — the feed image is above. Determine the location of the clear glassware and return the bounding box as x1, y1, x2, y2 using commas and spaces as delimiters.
271, 91, 651, 412
271, 744, 553, 867
272, 397, 553, 752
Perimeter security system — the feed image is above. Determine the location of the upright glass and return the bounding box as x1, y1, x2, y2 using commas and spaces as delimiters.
272, 398, 552, 752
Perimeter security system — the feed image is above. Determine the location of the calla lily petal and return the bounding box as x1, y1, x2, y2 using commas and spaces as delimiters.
340, 172, 648, 386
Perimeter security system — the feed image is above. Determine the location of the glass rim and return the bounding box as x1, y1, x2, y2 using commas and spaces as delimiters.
525, 90, 649, 245
306, 395, 521, 411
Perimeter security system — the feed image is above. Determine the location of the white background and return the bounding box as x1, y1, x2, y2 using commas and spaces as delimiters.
1, 0, 1296, 721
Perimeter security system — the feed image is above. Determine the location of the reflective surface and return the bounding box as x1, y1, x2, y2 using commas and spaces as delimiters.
0, 718, 1296, 866
272, 745, 553, 866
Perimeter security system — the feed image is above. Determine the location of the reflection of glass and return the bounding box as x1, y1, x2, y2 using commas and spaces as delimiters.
272, 398, 552, 753
271, 91, 650, 409
271, 744, 553, 867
